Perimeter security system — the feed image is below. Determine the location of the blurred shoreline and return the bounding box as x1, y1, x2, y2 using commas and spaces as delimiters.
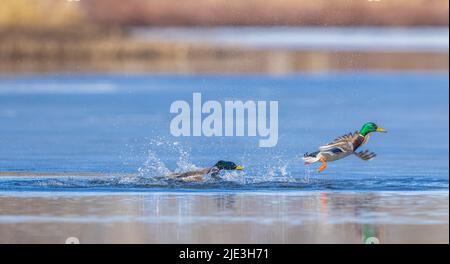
81, 0, 449, 27
1, 0, 448, 75
1, 27, 448, 75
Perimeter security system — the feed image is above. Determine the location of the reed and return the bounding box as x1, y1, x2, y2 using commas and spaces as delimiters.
0, 0, 83, 29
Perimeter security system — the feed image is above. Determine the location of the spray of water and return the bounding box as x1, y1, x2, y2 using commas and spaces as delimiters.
120, 137, 315, 186
129, 137, 197, 179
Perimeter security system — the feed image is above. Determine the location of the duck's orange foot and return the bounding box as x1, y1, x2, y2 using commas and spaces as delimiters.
318, 157, 327, 173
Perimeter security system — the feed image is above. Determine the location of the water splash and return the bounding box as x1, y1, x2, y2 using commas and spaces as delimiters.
173, 142, 198, 173
303, 165, 313, 184
120, 137, 199, 184
219, 170, 247, 184
137, 150, 171, 177
239, 154, 296, 184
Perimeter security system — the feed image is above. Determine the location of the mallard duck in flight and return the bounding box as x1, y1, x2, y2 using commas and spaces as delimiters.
303, 122, 387, 172
167, 160, 244, 182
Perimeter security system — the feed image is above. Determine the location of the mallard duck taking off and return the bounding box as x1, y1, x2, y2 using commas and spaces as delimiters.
167, 160, 244, 182
303, 122, 387, 172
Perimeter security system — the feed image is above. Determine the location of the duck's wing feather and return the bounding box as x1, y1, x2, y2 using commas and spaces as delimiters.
319, 131, 359, 152
354, 150, 377, 161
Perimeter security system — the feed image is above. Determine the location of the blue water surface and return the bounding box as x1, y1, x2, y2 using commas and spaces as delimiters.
0, 72, 448, 192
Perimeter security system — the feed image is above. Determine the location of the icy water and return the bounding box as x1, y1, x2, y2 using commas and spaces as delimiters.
0, 191, 447, 243
0, 73, 448, 243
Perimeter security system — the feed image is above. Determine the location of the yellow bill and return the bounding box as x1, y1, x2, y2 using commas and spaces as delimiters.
236, 165, 245, 170
376, 127, 387, 133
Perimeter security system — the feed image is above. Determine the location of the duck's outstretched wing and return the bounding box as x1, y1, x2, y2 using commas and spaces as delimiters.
354, 150, 377, 161
330, 131, 359, 144
319, 131, 359, 152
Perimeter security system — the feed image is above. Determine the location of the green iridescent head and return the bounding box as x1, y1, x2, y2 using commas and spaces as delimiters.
360, 122, 387, 136
214, 160, 244, 171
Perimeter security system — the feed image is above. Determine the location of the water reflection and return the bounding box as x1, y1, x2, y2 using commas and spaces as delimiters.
0, 191, 447, 243
214, 194, 237, 211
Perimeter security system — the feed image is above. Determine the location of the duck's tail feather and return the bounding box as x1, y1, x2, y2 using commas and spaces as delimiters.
303, 151, 320, 165
304, 151, 319, 158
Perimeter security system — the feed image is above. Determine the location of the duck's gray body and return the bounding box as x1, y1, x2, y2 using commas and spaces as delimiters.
167, 167, 219, 182
303, 131, 376, 164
